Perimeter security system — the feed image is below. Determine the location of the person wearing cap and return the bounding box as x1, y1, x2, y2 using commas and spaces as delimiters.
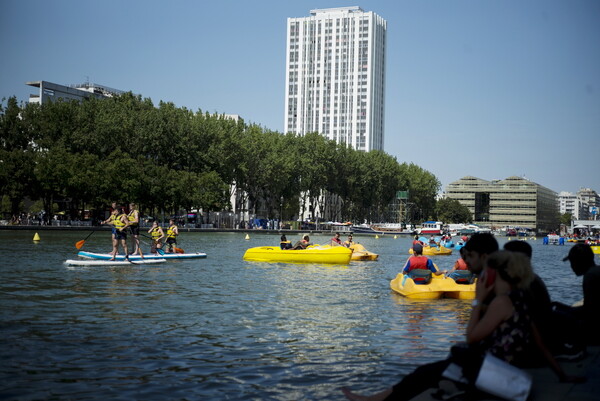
557, 243, 600, 345
402, 242, 440, 275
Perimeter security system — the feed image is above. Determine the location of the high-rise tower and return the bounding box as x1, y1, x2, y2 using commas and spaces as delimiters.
284, 7, 386, 151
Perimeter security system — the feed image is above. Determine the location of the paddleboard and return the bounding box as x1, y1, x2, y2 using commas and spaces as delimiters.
77, 251, 207, 260
64, 259, 167, 266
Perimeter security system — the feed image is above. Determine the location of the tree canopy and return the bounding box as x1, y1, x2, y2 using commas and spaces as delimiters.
0, 94, 442, 224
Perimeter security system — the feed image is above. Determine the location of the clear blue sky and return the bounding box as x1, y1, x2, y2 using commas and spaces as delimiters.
1, 0, 598, 194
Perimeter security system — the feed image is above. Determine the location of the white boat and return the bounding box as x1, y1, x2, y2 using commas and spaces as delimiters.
65, 259, 167, 266
418, 221, 444, 235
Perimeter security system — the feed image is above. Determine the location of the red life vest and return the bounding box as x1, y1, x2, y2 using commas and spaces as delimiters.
454, 258, 468, 270
407, 255, 430, 272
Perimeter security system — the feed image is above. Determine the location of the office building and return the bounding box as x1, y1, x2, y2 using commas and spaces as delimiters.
27, 81, 125, 104
445, 176, 559, 232
558, 191, 588, 220
284, 7, 386, 151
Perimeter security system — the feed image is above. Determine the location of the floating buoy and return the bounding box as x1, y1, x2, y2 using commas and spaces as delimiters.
394, 235, 397, 239
33, 232, 41, 241
375, 235, 379, 239
245, 234, 250, 240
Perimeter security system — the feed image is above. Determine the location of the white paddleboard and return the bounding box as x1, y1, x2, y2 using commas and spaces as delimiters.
64, 259, 167, 266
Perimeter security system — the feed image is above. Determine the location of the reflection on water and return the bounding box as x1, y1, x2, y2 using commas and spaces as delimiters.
0, 231, 588, 400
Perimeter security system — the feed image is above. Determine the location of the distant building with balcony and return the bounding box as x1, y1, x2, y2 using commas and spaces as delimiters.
577, 187, 599, 220
558, 191, 588, 220
26, 80, 125, 104
444, 176, 559, 232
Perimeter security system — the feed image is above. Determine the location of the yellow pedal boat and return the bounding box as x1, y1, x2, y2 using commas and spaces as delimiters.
349, 243, 379, 261
390, 270, 476, 299
243, 244, 352, 264
408, 245, 452, 256
592, 245, 600, 255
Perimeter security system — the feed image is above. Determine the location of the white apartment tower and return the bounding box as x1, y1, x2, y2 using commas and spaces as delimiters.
284, 7, 386, 151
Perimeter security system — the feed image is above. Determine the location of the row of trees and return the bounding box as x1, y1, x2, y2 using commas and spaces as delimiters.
1, 93, 467, 225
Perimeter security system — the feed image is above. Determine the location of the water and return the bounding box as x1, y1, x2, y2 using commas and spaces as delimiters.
0, 231, 585, 400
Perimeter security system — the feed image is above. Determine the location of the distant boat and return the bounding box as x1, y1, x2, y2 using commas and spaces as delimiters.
418, 221, 444, 235
351, 223, 414, 235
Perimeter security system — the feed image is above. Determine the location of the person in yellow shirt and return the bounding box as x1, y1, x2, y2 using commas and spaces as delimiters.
148, 221, 165, 254
166, 219, 179, 253
127, 203, 142, 256
109, 207, 130, 260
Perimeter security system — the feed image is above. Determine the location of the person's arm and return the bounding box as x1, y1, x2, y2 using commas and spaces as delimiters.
120, 215, 130, 230
466, 293, 511, 344
157, 227, 164, 241
402, 258, 411, 273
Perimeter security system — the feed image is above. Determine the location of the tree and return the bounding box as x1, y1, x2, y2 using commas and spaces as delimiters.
435, 198, 473, 223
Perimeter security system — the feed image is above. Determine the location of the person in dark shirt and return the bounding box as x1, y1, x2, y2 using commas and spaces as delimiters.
559, 243, 600, 346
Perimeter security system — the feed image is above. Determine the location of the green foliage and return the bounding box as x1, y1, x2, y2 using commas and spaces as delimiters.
0, 94, 442, 222
559, 213, 573, 226
435, 198, 473, 224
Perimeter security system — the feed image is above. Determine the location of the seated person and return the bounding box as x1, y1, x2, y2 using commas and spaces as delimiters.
293, 235, 312, 250
446, 248, 473, 283
557, 244, 600, 346
280, 234, 292, 250
344, 234, 355, 247
331, 232, 343, 246
403, 243, 442, 279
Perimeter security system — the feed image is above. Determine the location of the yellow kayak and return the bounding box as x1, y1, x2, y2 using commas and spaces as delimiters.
390, 270, 475, 300
349, 243, 379, 261
243, 244, 352, 264
408, 245, 453, 256
592, 245, 600, 255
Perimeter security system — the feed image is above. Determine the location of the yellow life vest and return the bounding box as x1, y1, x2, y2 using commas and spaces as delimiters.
127, 210, 138, 225
151, 227, 162, 240
113, 214, 126, 230
166, 225, 177, 239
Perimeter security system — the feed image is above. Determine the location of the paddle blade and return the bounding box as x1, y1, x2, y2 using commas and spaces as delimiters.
75, 240, 85, 249
175, 247, 184, 254
156, 248, 165, 255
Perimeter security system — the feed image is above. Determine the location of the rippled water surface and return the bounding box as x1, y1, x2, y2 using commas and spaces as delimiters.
0, 230, 586, 400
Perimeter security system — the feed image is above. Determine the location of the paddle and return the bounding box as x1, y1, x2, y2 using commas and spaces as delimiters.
75, 231, 95, 250
139, 232, 166, 255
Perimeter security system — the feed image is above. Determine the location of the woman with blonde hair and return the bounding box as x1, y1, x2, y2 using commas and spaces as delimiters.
342, 250, 583, 401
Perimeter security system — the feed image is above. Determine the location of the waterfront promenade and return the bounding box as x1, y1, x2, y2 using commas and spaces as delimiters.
413, 346, 600, 401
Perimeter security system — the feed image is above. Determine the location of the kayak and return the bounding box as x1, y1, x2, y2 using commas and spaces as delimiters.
390, 270, 476, 300
77, 250, 207, 260
243, 244, 352, 264
65, 259, 167, 266
349, 243, 379, 261
408, 245, 453, 256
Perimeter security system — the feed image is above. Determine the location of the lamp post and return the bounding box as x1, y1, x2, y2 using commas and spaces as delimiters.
280, 196, 284, 229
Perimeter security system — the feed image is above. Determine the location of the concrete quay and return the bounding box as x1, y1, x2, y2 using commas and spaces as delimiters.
412, 346, 600, 401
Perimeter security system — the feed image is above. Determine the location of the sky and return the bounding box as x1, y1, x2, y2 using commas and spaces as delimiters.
1, 0, 599, 194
